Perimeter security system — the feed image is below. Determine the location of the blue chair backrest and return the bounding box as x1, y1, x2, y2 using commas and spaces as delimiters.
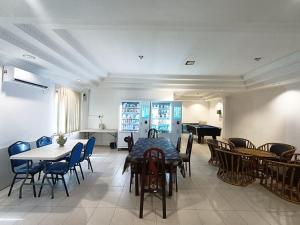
68, 142, 84, 168
36, 136, 52, 148
8, 141, 31, 171
84, 137, 96, 158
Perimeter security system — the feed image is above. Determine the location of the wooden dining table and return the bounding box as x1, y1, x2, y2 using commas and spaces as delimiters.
10, 139, 88, 199
123, 137, 183, 196
235, 147, 278, 179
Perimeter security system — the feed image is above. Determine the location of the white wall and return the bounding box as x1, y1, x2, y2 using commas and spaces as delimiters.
208, 99, 223, 128
225, 83, 300, 150
0, 73, 56, 148
182, 100, 209, 123
0, 67, 56, 190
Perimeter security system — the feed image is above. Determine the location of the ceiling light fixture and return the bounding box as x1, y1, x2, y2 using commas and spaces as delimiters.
138, 55, 144, 60
22, 54, 36, 60
185, 60, 195, 65
254, 57, 262, 62
77, 79, 81, 82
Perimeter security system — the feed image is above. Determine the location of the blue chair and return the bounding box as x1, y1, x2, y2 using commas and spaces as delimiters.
36, 136, 53, 180
38, 142, 83, 198
8, 141, 43, 197
36, 136, 52, 148
82, 137, 96, 172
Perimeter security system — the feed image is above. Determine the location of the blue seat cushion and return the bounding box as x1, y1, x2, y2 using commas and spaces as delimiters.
15, 162, 43, 174
46, 162, 69, 174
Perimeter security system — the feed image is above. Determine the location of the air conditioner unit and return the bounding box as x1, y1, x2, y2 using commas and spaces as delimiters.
2, 66, 49, 89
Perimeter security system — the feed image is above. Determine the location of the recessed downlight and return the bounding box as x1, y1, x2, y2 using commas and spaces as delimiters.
254, 57, 262, 61
22, 54, 36, 60
185, 60, 195, 65
77, 79, 81, 82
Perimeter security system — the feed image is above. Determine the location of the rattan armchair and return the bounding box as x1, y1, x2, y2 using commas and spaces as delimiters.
228, 138, 256, 149
214, 148, 255, 186
261, 160, 300, 204
207, 139, 234, 166
258, 143, 296, 162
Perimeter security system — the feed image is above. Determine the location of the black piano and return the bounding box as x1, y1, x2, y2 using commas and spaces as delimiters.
186, 124, 221, 144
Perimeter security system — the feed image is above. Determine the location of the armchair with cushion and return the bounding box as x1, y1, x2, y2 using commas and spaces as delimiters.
261, 160, 300, 203
228, 138, 256, 149
258, 143, 296, 162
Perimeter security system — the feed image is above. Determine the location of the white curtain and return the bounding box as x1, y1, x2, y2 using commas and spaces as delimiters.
56, 87, 80, 134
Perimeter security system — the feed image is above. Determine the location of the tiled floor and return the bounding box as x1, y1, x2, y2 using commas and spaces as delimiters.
1, 135, 300, 225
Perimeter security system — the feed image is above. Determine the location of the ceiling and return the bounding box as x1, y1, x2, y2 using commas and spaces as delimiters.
0, 0, 300, 98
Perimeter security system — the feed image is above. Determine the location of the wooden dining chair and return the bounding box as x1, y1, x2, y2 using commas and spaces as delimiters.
179, 133, 193, 176
140, 148, 166, 219
148, 128, 158, 138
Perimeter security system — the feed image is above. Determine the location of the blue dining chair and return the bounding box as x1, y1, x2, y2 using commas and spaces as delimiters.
36, 136, 52, 148
36, 136, 53, 180
82, 137, 96, 172
38, 142, 83, 198
8, 141, 43, 197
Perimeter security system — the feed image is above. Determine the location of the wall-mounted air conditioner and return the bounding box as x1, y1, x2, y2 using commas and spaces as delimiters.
2, 66, 49, 89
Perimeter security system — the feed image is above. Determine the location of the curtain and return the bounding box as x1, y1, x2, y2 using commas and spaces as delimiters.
56, 87, 80, 134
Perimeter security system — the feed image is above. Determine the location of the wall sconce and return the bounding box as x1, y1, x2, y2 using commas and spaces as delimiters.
217, 109, 222, 115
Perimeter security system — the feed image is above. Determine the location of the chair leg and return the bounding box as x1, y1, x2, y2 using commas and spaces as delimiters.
38, 174, 46, 197
188, 162, 191, 177
61, 175, 69, 197
169, 172, 173, 196
74, 168, 80, 184
162, 174, 166, 219
139, 176, 145, 218
135, 171, 139, 196
78, 163, 84, 180
31, 175, 36, 197
129, 171, 134, 192
87, 158, 94, 172
175, 170, 178, 192
8, 174, 17, 197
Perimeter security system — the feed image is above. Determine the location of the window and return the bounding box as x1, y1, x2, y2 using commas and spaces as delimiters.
55, 87, 81, 134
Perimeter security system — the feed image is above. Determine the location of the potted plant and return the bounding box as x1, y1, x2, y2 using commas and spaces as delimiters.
99, 114, 105, 129
56, 133, 67, 147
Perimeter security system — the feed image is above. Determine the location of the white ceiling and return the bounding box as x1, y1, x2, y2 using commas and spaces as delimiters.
0, 0, 300, 97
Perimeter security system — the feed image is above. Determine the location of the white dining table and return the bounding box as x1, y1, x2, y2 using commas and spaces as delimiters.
10, 139, 88, 199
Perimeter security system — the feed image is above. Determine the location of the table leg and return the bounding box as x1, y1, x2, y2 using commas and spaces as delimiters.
169, 172, 173, 196
19, 161, 29, 199
135, 171, 139, 196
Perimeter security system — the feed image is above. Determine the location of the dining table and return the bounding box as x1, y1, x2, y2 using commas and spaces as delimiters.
122, 137, 184, 196
10, 139, 88, 199
235, 147, 278, 179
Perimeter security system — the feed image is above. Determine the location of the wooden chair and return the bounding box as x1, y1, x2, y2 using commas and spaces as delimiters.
207, 139, 234, 166
176, 136, 181, 153
140, 148, 166, 219
258, 143, 296, 162
261, 160, 300, 204
124, 132, 134, 152
214, 148, 255, 186
148, 128, 158, 138
179, 133, 193, 177
126, 135, 140, 193
228, 138, 256, 149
